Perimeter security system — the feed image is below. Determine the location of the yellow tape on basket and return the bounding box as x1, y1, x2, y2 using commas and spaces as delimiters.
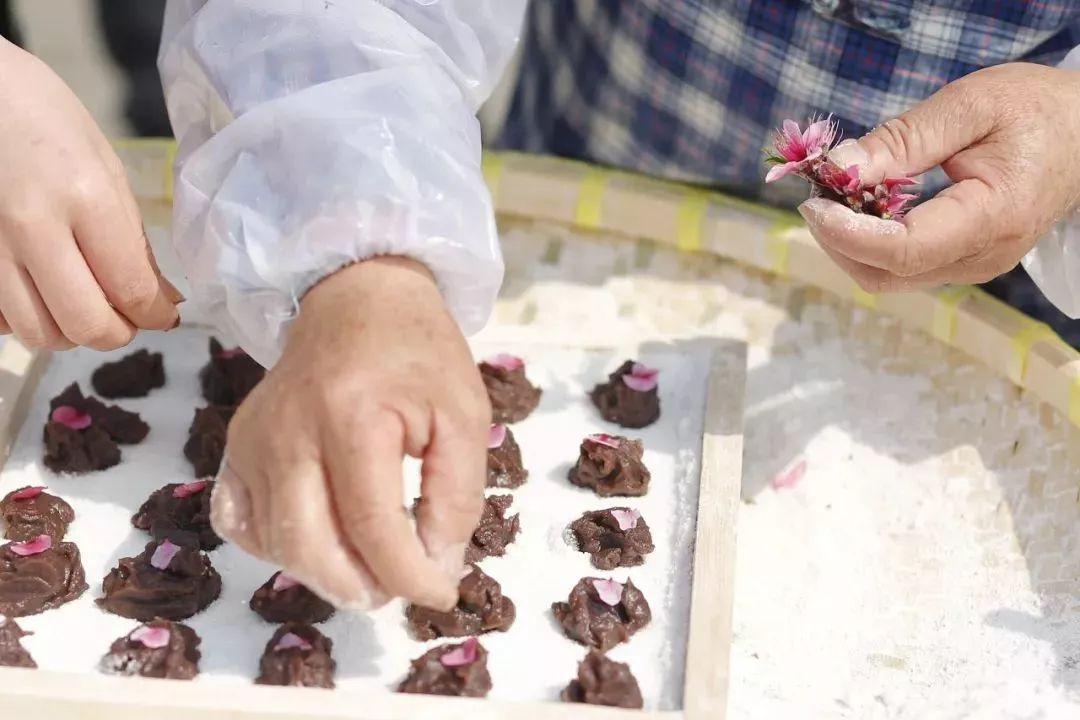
931, 285, 977, 344
481, 153, 505, 206
852, 286, 878, 309
676, 190, 709, 252
1069, 369, 1080, 427
164, 140, 178, 202
1007, 321, 1057, 385
575, 168, 608, 229
765, 218, 797, 276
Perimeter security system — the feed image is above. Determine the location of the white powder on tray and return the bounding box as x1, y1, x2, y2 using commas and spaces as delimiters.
0, 328, 713, 711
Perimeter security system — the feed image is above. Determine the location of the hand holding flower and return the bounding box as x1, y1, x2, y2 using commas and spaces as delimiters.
766, 63, 1080, 293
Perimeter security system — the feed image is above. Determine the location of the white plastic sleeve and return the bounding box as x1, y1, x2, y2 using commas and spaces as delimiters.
1021, 46, 1080, 319
158, 0, 527, 366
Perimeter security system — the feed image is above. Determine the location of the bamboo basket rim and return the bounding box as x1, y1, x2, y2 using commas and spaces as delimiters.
110, 140, 1080, 431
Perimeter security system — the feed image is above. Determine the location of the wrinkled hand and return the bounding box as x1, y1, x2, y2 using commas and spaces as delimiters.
0, 39, 181, 349
800, 62, 1080, 292
212, 257, 490, 611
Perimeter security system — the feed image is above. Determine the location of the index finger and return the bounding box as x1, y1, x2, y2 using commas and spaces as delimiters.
323, 409, 458, 610
72, 179, 179, 331
414, 409, 487, 577
799, 176, 995, 278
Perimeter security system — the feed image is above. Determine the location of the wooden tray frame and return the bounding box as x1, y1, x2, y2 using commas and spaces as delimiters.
0, 333, 747, 720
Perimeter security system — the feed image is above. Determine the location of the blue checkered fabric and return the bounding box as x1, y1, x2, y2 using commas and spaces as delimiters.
496, 0, 1080, 344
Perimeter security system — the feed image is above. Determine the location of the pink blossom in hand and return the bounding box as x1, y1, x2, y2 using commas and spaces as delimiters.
764, 116, 919, 221
764, 117, 837, 182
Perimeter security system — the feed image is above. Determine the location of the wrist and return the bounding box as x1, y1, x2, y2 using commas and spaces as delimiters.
299, 256, 438, 317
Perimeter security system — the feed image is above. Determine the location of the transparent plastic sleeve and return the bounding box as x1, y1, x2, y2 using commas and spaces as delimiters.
158, 0, 527, 366
1022, 46, 1080, 319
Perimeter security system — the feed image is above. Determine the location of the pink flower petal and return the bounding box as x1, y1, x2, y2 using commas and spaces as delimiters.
9, 535, 52, 557
440, 638, 480, 668
130, 625, 171, 649
586, 433, 620, 449
592, 578, 624, 606
802, 117, 837, 155
488, 424, 507, 449
482, 353, 524, 372
172, 480, 209, 499
217, 347, 246, 359
883, 176, 919, 189
11, 486, 45, 501
150, 539, 181, 570
609, 509, 640, 531
272, 572, 300, 592
765, 161, 801, 183
51, 405, 92, 430
622, 363, 659, 392
771, 459, 808, 491
275, 632, 312, 652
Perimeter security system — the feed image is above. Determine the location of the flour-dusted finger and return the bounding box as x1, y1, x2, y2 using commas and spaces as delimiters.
24, 234, 134, 350
800, 179, 995, 280
0, 262, 73, 350
416, 408, 486, 578
323, 409, 458, 611
211, 461, 271, 559
265, 457, 389, 611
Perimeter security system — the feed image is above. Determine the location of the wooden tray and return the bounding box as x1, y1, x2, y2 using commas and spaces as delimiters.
0, 332, 746, 720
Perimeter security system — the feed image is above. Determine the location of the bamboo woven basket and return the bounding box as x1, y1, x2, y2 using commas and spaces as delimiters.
112, 141, 1080, 431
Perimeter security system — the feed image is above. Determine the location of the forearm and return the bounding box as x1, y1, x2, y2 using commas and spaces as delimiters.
159, 0, 527, 366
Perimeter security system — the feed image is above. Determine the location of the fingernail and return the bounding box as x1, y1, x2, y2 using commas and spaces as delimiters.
828, 138, 870, 171
798, 198, 828, 226
160, 277, 186, 305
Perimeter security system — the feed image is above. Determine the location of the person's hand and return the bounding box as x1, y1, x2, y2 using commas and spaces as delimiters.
798, 62, 1080, 292
211, 257, 490, 611
0, 38, 181, 350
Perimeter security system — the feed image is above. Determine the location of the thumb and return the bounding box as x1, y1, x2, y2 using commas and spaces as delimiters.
850, 79, 994, 184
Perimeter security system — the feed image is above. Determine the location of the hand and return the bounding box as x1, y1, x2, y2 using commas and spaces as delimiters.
211, 257, 490, 611
799, 62, 1080, 292
0, 39, 181, 349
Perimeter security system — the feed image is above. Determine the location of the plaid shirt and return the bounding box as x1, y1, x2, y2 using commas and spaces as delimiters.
496, 0, 1080, 343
